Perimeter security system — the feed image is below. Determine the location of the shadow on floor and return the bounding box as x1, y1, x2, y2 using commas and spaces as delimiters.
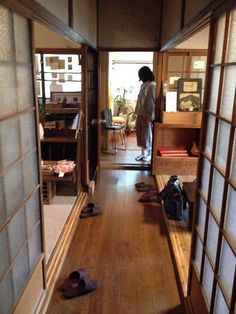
162, 304, 186, 314
142, 202, 168, 235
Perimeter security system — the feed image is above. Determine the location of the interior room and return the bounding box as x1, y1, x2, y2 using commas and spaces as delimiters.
101, 51, 154, 167
34, 22, 81, 264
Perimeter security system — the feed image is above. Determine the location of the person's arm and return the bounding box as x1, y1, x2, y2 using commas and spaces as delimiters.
146, 83, 156, 121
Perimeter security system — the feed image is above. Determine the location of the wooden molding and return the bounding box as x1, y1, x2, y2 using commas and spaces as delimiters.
39, 192, 87, 312
68, 0, 73, 29
180, 0, 186, 29
35, 48, 81, 54
188, 269, 208, 314
99, 47, 159, 52
81, 44, 89, 186
13, 259, 45, 314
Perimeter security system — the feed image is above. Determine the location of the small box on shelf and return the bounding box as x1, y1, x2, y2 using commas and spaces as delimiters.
41, 160, 56, 176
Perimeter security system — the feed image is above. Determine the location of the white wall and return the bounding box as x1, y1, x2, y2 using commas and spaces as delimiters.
176, 26, 209, 49
36, 0, 69, 25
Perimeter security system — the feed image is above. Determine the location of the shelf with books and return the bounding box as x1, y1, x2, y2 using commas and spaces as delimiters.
157, 147, 189, 157
152, 122, 200, 175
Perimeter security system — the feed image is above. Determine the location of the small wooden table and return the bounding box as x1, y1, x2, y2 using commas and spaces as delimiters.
182, 182, 197, 231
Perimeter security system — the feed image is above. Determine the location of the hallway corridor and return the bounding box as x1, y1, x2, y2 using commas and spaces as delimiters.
47, 169, 184, 314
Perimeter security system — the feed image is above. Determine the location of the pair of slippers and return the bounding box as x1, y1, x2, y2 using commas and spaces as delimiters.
135, 182, 157, 202
139, 190, 157, 202
80, 202, 102, 218
135, 155, 151, 162
135, 182, 156, 192
59, 268, 98, 299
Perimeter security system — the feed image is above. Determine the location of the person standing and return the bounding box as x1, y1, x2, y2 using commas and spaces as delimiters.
135, 66, 156, 162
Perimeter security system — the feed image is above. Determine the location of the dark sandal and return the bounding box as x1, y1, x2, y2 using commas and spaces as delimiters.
63, 278, 98, 299
58, 268, 88, 292
80, 202, 102, 218
135, 182, 146, 188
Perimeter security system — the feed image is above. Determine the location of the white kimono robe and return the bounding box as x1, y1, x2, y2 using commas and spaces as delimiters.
135, 81, 156, 150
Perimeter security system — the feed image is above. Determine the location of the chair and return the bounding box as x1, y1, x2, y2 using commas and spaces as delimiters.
103, 109, 126, 154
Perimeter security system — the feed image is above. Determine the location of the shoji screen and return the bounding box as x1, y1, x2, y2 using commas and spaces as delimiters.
0, 5, 43, 314
188, 5, 236, 314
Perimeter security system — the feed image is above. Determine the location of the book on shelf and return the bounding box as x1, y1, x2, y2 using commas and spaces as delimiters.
160, 152, 189, 157
157, 147, 189, 157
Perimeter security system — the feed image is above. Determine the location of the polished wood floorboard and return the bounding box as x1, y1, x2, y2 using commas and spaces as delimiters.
101, 132, 151, 167
47, 170, 185, 314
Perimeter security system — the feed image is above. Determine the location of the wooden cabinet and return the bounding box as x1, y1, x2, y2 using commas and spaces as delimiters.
41, 107, 82, 202
152, 113, 201, 175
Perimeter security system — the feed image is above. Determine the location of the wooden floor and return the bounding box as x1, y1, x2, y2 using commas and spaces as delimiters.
101, 132, 151, 168
46, 169, 185, 314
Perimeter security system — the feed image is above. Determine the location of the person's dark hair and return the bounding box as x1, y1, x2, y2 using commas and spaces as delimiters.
138, 66, 155, 82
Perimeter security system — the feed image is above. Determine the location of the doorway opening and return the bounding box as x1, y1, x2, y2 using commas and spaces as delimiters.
101, 51, 154, 168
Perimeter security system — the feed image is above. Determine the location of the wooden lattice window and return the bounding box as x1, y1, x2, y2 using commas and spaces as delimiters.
0, 5, 43, 313
188, 4, 236, 314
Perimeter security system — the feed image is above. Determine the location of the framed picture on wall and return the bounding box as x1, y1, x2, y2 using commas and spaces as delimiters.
51, 91, 81, 108
177, 78, 202, 111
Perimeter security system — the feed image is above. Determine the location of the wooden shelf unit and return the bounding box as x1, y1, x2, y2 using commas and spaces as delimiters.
45, 108, 80, 114
42, 171, 76, 182
41, 108, 82, 200
152, 120, 200, 176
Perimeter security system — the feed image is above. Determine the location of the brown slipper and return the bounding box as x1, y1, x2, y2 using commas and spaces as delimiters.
63, 278, 98, 299
58, 268, 88, 292
136, 184, 156, 192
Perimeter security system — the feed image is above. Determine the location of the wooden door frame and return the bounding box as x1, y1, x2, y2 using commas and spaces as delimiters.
98, 50, 109, 158
81, 44, 89, 187
81, 44, 99, 187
